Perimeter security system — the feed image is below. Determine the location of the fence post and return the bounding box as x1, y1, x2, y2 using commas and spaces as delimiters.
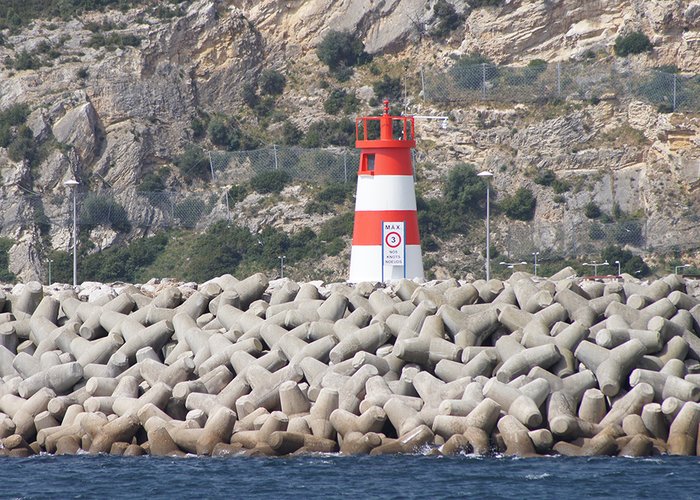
556, 62, 561, 97
224, 189, 231, 226
420, 66, 426, 101
343, 150, 348, 183
273, 144, 279, 171
673, 74, 677, 111
208, 151, 215, 182
481, 63, 487, 99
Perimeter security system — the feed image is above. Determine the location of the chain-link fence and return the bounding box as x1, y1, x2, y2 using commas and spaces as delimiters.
499, 218, 648, 260
422, 60, 699, 112
209, 146, 362, 185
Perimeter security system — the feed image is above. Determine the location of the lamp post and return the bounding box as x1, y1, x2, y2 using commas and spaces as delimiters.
278, 255, 286, 279
64, 179, 79, 287
477, 171, 493, 281
614, 260, 621, 276
47, 258, 54, 286
675, 264, 690, 275
532, 251, 540, 276
499, 261, 528, 269
582, 261, 609, 276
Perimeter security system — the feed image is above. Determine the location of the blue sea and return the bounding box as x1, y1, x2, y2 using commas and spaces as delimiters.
1, 454, 698, 499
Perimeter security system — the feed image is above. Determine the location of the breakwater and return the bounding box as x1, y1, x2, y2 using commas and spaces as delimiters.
0, 268, 699, 458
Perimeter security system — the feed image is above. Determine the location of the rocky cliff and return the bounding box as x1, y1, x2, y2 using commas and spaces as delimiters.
0, 0, 699, 282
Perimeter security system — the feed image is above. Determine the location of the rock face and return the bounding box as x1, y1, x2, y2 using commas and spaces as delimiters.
0, 0, 699, 281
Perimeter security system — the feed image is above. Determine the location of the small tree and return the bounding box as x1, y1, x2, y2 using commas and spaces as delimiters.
584, 201, 602, 219
250, 170, 292, 194
175, 145, 209, 181
432, 0, 462, 38
316, 30, 367, 71
443, 163, 487, 213
259, 69, 286, 96
372, 75, 402, 101
614, 31, 652, 57
499, 187, 536, 220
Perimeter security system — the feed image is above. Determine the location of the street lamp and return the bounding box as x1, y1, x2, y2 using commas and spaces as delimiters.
477, 171, 493, 281
675, 264, 690, 274
582, 261, 609, 276
278, 255, 286, 279
63, 179, 79, 287
614, 260, 621, 276
47, 258, 54, 286
532, 251, 540, 276
499, 261, 528, 269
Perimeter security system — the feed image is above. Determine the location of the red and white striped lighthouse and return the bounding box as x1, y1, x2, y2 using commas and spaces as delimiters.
348, 100, 424, 283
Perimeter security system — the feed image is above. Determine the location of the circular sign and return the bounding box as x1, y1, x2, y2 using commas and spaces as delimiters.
385, 231, 402, 248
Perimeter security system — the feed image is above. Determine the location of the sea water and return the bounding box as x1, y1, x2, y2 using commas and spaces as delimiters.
1, 454, 699, 499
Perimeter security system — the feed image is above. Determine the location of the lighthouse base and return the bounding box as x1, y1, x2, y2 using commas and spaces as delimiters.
348, 245, 424, 283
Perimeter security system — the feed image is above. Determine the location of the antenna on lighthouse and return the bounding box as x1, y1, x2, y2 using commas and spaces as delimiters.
348, 100, 424, 283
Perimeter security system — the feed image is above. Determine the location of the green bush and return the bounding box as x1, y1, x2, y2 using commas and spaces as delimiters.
174, 198, 206, 229
443, 163, 488, 212
87, 32, 141, 50
324, 89, 359, 115
7, 50, 41, 70
499, 187, 536, 220
302, 118, 355, 147
470, 0, 504, 6
259, 69, 286, 96
250, 170, 292, 194
76, 67, 89, 79
533, 169, 556, 186
584, 201, 601, 219
80, 194, 132, 233
316, 30, 368, 72
0, 238, 16, 283
241, 83, 259, 108
372, 75, 402, 101
432, 0, 463, 38
227, 184, 248, 205
280, 121, 302, 146
79, 232, 169, 283
174, 145, 209, 181
450, 53, 497, 90
601, 245, 650, 277
614, 31, 652, 57
551, 178, 571, 193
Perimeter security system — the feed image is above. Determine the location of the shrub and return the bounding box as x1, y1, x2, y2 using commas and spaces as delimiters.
76, 67, 88, 79
227, 184, 248, 205
250, 170, 291, 194
316, 30, 368, 71
470, 0, 504, 6
259, 69, 286, 96
432, 0, 462, 38
8, 50, 41, 70
601, 245, 650, 277
552, 178, 571, 193
137, 168, 168, 193
450, 53, 497, 90
241, 82, 259, 108
302, 118, 355, 147
443, 163, 488, 212
324, 89, 360, 115
584, 201, 601, 219
78, 232, 169, 283
174, 198, 206, 229
80, 194, 132, 233
0, 237, 16, 283
280, 121, 303, 146
533, 169, 556, 186
372, 75, 402, 101
174, 145, 209, 181
315, 183, 353, 204
614, 31, 652, 57
499, 187, 536, 220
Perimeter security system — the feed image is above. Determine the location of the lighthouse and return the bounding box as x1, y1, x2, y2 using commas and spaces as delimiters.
348, 100, 424, 283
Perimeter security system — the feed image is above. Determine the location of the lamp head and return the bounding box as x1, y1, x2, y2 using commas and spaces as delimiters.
63, 179, 79, 188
